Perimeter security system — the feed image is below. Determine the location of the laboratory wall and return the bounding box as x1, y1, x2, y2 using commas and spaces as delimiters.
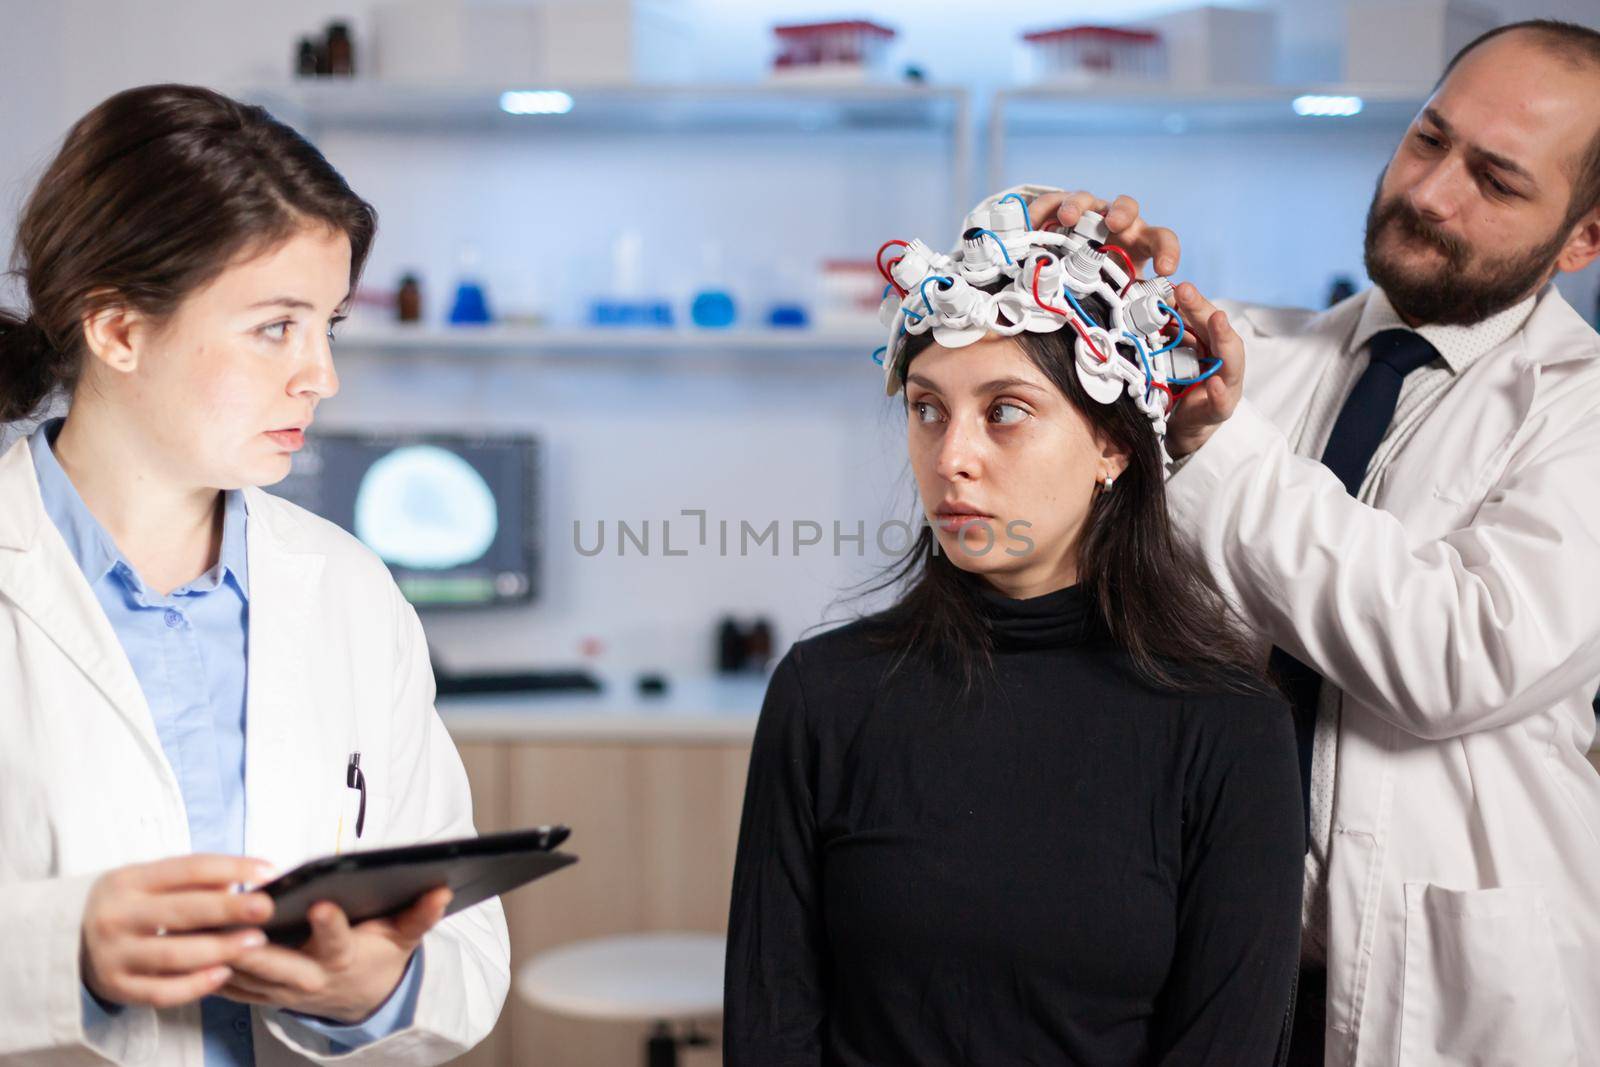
2, 0, 1597, 675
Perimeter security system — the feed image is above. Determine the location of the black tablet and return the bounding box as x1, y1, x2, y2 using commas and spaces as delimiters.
254, 826, 576, 945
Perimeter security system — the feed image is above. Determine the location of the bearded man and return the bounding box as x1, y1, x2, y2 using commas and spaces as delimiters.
1032, 17, 1600, 1066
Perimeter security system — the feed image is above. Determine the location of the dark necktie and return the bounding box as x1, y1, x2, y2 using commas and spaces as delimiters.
1270, 328, 1440, 841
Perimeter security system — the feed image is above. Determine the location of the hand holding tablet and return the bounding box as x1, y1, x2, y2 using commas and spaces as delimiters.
250, 825, 576, 946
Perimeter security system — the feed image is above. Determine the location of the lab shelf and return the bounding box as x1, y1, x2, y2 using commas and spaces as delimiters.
241, 79, 975, 224
994, 82, 1424, 135
245, 80, 969, 137
330, 324, 885, 368
987, 82, 1425, 188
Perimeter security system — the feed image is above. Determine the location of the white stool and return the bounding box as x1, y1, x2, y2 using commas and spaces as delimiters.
517, 931, 725, 1067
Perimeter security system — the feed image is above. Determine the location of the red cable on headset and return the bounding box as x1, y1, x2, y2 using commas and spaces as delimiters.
876, 240, 909, 274
877, 240, 911, 296
1029, 258, 1071, 315
1031, 259, 1108, 363
885, 257, 906, 296
1101, 245, 1137, 295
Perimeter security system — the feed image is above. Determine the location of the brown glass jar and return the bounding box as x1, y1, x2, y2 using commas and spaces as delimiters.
397, 273, 422, 323
325, 23, 354, 77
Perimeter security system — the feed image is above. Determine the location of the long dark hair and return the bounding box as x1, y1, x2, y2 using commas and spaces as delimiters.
0, 84, 377, 424
861, 285, 1268, 696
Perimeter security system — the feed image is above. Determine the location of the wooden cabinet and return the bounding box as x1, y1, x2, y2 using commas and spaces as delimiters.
450, 738, 751, 1067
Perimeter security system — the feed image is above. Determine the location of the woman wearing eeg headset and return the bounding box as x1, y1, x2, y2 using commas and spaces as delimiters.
0, 86, 507, 1063
725, 188, 1303, 1065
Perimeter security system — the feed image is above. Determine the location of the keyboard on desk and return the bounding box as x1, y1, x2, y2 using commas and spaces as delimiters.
434, 669, 603, 696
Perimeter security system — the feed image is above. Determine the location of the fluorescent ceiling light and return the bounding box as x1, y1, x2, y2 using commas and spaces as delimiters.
1292, 94, 1364, 118
500, 90, 574, 116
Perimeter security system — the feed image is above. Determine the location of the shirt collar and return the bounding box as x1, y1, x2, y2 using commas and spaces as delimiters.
29, 418, 250, 601
1352, 287, 1538, 376
218, 486, 250, 600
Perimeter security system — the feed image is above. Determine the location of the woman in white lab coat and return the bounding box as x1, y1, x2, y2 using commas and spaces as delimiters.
0, 85, 509, 1065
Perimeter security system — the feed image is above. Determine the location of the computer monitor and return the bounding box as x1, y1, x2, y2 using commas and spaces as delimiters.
273, 430, 539, 608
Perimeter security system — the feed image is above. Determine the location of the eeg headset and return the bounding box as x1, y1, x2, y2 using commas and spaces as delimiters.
872, 184, 1220, 440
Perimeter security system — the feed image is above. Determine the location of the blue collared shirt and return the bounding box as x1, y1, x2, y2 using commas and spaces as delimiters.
31, 420, 420, 1061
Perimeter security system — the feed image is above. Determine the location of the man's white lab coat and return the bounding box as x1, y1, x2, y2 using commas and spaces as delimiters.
1169, 286, 1600, 1066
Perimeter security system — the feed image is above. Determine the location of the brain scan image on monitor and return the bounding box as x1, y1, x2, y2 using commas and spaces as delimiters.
354, 444, 499, 570
273, 431, 538, 607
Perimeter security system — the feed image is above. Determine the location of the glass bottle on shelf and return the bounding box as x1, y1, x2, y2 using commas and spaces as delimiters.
295, 37, 320, 78
690, 240, 737, 329
325, 22, 355, 77
448, 245, 492, 326
397, 273, 423, 323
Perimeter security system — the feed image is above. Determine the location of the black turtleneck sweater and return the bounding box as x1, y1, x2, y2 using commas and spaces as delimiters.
724, 583, 1303, 1066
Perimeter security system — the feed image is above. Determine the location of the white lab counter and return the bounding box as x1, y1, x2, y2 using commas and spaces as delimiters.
437, 671, 769, 744
437, 672, 1600, 753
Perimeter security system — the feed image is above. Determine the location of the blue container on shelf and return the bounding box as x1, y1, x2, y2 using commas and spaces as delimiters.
767, 304, 809, 328
691, 289, 737, 329
590, 299, 674, 327
449, 281, 492, 325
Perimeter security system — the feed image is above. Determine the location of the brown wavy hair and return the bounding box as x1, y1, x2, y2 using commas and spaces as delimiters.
1, 84, 376, 423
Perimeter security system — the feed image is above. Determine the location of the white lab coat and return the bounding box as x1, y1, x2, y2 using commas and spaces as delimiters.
0, 437, 510, 1066
1167, 286, 1600, 1066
